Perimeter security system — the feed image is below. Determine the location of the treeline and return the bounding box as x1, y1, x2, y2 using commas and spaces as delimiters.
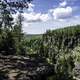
42, 25, 80, 56
26, 25, 80, 56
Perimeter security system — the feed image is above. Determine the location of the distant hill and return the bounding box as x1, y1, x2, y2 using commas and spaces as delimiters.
24, 25, 80, 40
24, 34, 42, 40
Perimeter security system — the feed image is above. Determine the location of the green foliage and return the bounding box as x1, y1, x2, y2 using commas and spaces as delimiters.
42, 25, 80, 80
0, 1, 13, 29
0, 31, 16, 55
72, 45, 80, 62
25, 25, 80, 80
0, 1, 15, 55
0, 0, 32, 55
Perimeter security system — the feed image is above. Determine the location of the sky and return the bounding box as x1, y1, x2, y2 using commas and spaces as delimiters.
12, 0, 80, 34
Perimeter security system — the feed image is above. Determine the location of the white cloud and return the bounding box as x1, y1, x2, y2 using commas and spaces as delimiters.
12, 1, 80, 34
23, 13, 51, 22
23, 13, 41, 22
27, 3, 35, 12
40, 13, 51, 22
49, 0, 73, 20
13, 12, 51, 23
22, 16, 80, 34
12, 12, 20, 23
49, 6, 72, 20
12, 0, 75, 23
12, 2, 51, 23
59, 1, 67, 7
13, 1, 72, 23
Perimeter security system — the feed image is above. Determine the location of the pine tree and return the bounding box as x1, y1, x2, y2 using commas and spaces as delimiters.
13, 13, 25, 55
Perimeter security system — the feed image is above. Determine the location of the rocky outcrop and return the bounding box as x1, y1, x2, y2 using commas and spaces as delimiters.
0, 55, 54, 80
74, 62, 80, 79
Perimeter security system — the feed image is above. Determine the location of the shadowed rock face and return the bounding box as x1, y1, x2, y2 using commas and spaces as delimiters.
0, 55, 54, 80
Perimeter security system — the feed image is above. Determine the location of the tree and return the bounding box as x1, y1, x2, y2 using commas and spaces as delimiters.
41, 26, 80, 80
0, 0, 32, 13
0, 0, 32, 55
13, 13, 24, 42
13, 13, 26, 55
0, 0, 13, 30
0, 0, 14, 55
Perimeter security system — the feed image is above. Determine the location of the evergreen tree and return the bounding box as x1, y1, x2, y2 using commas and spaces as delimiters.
13, 13, 26, 55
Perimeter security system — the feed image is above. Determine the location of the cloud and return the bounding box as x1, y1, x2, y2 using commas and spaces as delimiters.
12, 0, 80, 34
49, 1, 73, 20
22, 16, 80, 34
23, 13, 41, 22
40, 13, 51, 22
13, 1, 75, 22
27, 3, 35, 12
13, 12, 51, 23
59, 1, 67, 7
23, 13, 51, 22
13, 1, 73, 22
12, 3, 50, 22
53, 7, 72, 19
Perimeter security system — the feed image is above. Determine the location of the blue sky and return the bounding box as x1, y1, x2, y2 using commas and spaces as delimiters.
32, 0, 80, 14
13, 0, 80, 34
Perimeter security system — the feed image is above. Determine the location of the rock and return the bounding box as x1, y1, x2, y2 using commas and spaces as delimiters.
74, 62, 80, 79
0, 55, 54, 80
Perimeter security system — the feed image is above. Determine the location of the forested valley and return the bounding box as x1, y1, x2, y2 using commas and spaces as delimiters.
0, 0, 80, 80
